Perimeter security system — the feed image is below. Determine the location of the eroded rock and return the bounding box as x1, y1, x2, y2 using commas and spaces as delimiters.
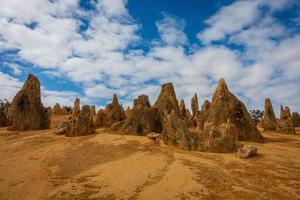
238, 144, 257, 159
262, 98, 278, 130
9, 74, 51, 131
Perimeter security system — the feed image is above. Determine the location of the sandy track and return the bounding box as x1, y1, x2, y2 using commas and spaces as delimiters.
0, 124, 300, 200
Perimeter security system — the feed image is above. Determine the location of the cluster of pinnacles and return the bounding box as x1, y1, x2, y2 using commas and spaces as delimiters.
1, 74, 299, 154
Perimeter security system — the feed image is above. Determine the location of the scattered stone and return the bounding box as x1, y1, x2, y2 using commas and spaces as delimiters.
202, 119, 238, 153
161, 110, 196, 150
147, 132, 161, 143
203, 79, 263, 143
238, 144, 257, 159
8, 74, 51, 131
66, 98, 95, 137
103, 94, 126, 127
262, 98, 278, 130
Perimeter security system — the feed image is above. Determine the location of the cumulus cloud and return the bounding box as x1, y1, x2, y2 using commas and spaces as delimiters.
0, 0, 299, 114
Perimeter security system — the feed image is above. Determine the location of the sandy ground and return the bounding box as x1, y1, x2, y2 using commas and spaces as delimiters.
0, 116, 300, 200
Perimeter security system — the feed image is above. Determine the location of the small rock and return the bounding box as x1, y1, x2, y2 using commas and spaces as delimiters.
238, 144, 257, 159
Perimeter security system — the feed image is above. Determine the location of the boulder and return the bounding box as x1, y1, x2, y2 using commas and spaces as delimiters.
277, 105, 295, 134
161, 110, 196, 150
203, 79, 263, 142
55, 121, 69, 135
66, 99, 95, 137
238, 144, 257, 159
154, 82, 179, 125
120, 95, 161, 135
8, 74, 51, 131
103, 94, 126, 127
202, 119, 238, 153
262, 98, 278, 130
178, 99, 188, 120
291, 112, 300, 127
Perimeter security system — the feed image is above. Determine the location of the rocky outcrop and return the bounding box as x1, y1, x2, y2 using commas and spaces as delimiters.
292, 112, 300, 127
66, 98, 95, 137
202, 79, 263, 144
120, 95, 161, 135
103, 94, 126, 127
161, 110, 196, 150
262, 98, 278, 130
52, 103, 68, 115
178, 99, 188, 120
8, 74, 51, 131
238, 144, 257, 159
202, 119, 238, 153
154, 83, 179, 125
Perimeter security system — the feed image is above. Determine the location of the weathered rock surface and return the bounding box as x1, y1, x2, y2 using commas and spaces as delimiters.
202, 119, 238, 153
52, 103, 68, 115
238, 144, 257, 159
120, 95, 161, 135
154, 83, 179, 125
66, 98, 95, 137
179, 99, 188, 120
103, 94, 126, 127
262, 98, 278, 130
291, 112, 300, 127
161, 110, 196, 150
203, 79, 263, 143
8, 74, 51, 131
277, 105, 295, 134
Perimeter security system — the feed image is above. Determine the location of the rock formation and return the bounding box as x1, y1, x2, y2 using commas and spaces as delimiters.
8, 74, 51, 131
120, 95, 161, 135
292, 112, 300, 127
66, 98, 95, 137
197, 100, 211, 130
103, 94, 126, 127
262, 98, 278, 130
191, 93, 199, 119
178, 99, 188, 120
161, 110, 196, 150
154, 82, 179, 125
202, 79, 263, 149
0, 109, 8, 127
280, 105, 291, 120
95, 109, 106, 128
52, 103, 68, 115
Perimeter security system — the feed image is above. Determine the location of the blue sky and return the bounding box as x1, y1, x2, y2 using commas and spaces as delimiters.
0, 0, 299, 114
